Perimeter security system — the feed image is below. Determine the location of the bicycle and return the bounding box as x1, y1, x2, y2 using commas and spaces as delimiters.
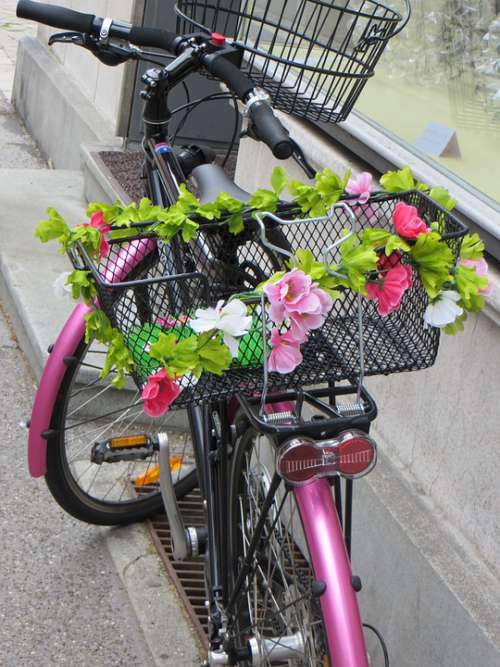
16, 2, 474, 666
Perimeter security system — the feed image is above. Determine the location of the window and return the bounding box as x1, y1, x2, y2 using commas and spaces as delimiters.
354, 0, 500, 206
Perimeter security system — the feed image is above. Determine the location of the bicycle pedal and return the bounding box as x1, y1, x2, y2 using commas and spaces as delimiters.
91, 434, 155, 464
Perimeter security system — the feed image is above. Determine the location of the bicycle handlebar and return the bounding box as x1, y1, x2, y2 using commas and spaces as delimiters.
17, 0, 96, 32
16, 0, 294, 160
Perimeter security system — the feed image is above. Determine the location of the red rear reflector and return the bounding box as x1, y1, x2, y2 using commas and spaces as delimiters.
277, 430, 377, 486
211, 32, 226, 46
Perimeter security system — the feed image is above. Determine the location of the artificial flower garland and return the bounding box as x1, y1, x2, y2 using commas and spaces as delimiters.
36, 165, 491, 418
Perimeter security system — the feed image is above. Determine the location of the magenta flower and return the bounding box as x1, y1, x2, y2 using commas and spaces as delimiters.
142, 369, 181, 417
264, 269, 332, 326
459, 258, 492, 296
83, 211, 111, 258
346, 172, 375, 205
366, 264, 413, 316
392, 202, 429, 239
268, 328, 303, 374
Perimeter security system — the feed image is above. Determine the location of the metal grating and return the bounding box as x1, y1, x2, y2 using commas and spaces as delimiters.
145, 488, 210, 650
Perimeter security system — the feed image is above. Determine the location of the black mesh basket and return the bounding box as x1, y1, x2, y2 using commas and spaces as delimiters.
71, 190, 466, 410
175, 0, 410, 123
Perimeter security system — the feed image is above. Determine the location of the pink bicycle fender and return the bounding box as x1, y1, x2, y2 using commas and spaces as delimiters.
28, 303, 92, 477
294, 478, 369, 667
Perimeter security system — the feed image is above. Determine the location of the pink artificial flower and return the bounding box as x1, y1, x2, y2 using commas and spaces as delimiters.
268, 328, 303, 374
142, 369, 181, 418
84, 211, 111, 258
156, 315, 176, 329
366, 264, 413, 316
459, 258, 492, 296
264, 269, 332, 327
290, 285, 333, 337
392, 202, 429, 239
346, 172, 375, 205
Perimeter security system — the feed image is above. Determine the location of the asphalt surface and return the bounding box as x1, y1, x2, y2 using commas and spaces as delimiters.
0, 305, 157, 666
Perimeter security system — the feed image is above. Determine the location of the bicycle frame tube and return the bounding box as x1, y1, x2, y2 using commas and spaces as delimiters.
294, 478, 369, 667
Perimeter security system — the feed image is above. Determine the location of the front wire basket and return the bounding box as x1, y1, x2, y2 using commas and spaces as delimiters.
70, 189, 467, 410
176, 0, 411, 123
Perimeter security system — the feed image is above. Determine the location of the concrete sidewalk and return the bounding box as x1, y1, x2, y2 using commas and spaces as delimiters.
0, 20, 201, 661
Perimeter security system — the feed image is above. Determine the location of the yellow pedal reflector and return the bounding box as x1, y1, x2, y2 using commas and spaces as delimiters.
134, 456, 184, 487
110, 435, 148, 449
322, 656, 330, 667
170, 456, 183, 472
135, 465, 160, 487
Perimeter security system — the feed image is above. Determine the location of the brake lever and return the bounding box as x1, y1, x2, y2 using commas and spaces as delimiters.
290, 139, 317, 179
48, 31, 136, 67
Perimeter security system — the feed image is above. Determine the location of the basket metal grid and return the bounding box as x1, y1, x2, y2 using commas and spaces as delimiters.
71, 190, 466, 410
175, 0, 410, 123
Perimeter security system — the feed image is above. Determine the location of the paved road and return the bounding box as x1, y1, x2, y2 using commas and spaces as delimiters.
0, 306, 157, 666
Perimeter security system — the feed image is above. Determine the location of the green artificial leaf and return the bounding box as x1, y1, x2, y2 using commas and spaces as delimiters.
443, 312, 467, 335
35, 208, 70, 244
360, 228, 391, 248
288, 179, 321, 216
86, 200, 124, 223
429, 186, 457, 211
294, 248, 315, 275
380, 165, 415, 192
216, 191, 245, 215
271, 166, 288, 195
196, 332, 232, 375
177, 184, 200, 213
69, 224, 103, 258
67, 270, 97, 305
196, 202, 220, 220
385, 235, 411, 256
228, 213, 245, 235
454, 265, 488, 311
416, 181, 429, 192
460, 233, 485, 261
84, 309, 113, 344
166, 336, 199, 376
315, 167, 351, 209
248, 188, 279, 212
410, 231, 454, 299
149, 332, 178, 365
337, 233, 378, 294
100, 330, 134, 389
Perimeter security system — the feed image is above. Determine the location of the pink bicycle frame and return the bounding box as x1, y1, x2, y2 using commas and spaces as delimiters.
28, 238, 157, 478
295, 478, 369, 667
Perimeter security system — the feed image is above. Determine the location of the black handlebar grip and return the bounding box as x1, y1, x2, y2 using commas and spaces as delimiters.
128, 26, 179, 54
203, 54, 255, 101
248, 101, 294, 160
17, 1, 95, 33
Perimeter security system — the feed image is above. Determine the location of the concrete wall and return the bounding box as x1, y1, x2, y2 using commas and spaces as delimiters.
236, 116, 500, 664
36, 0, 136, 132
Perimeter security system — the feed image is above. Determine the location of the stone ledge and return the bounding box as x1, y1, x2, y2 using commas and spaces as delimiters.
12, 37, 120, 169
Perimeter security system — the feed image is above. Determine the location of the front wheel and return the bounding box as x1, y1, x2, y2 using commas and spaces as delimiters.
228, 427, 331, 666
45, 334, 197, 525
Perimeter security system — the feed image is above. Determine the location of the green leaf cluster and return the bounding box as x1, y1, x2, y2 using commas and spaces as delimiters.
289, 168, 350, 217
84, 310, 135, 389
409, 231, 454, 299
149, 331, 232, 378
460, 233, 485, 261
380, 165, 456, 211
35, 208, 103, 259
67, 270, 97, 305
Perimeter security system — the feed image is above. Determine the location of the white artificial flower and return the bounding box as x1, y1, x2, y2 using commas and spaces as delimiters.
190, 299, 252, 357
424, 290, 464, 328
53, 271, 73, 300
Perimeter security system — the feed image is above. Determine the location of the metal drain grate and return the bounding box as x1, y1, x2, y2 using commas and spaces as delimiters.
146, 488, 210, 649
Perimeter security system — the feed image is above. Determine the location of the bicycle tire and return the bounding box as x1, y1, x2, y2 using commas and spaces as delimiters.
227, 425, 332, 666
